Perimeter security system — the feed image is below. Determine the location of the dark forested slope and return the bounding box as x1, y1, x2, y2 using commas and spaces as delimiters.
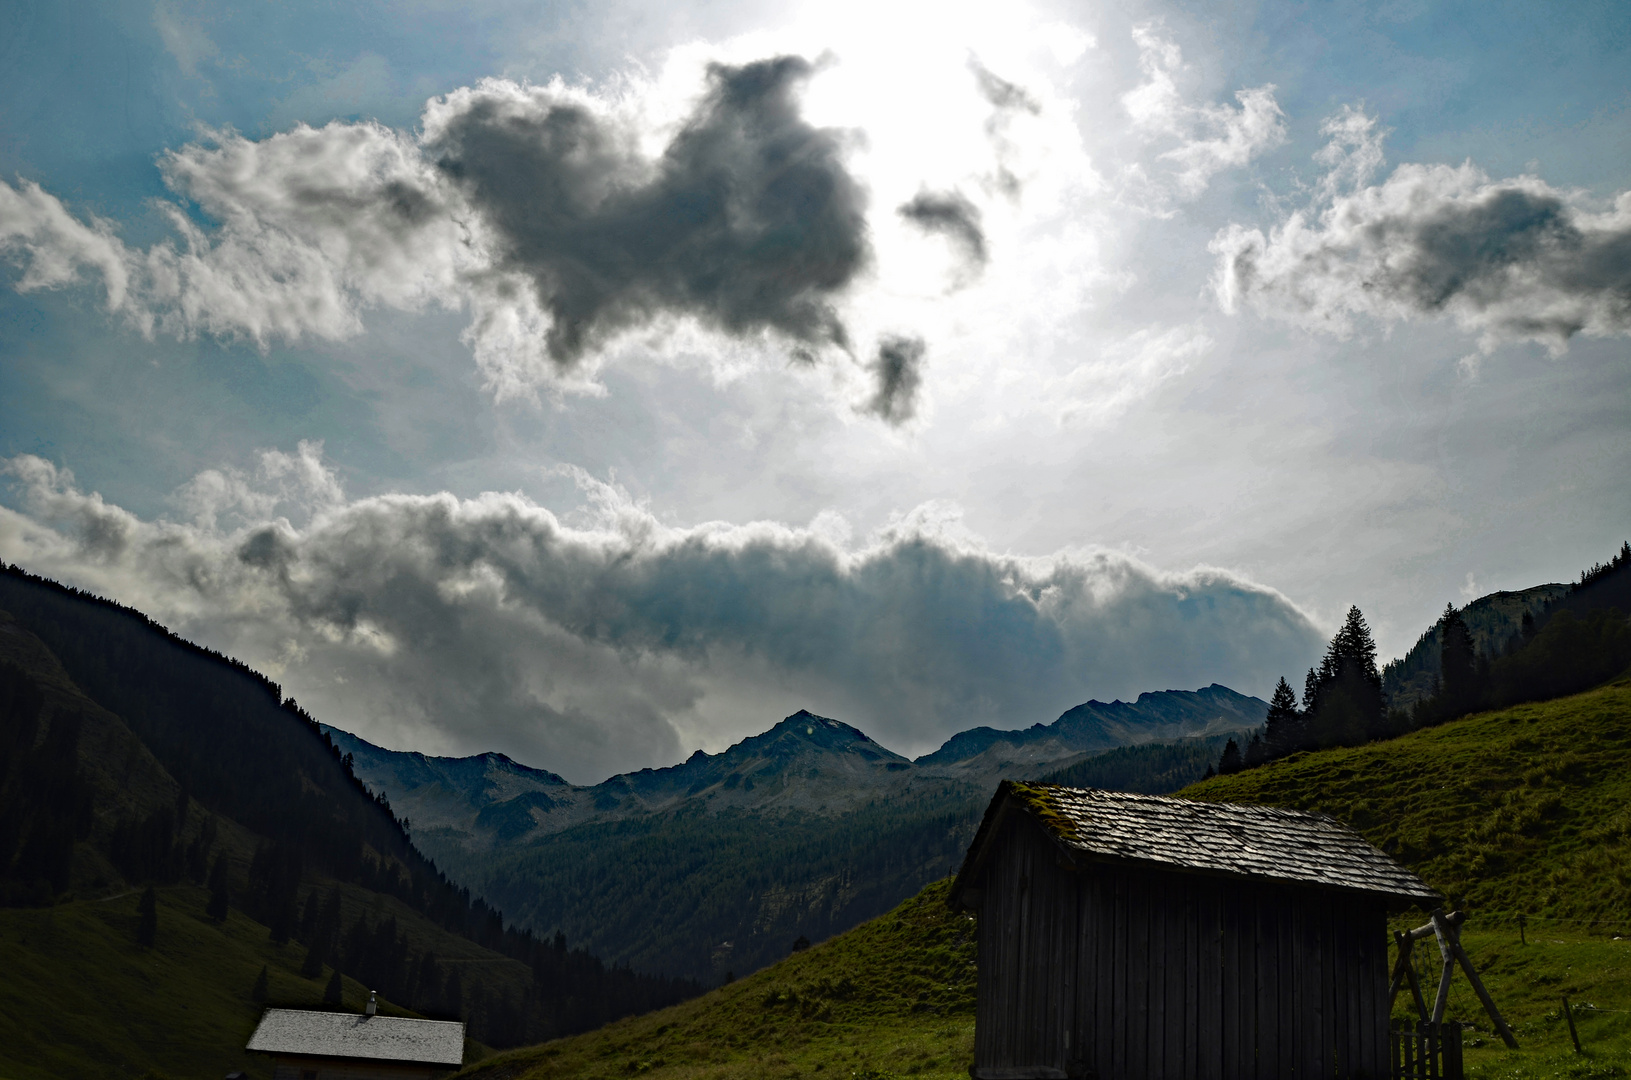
1381, 584, 1569, 709
0, 562, 696, 1066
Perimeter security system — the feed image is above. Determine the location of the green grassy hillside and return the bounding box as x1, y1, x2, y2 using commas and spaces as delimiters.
1183, 676, 1631, 934
1184, 672, 1631, 1074
459, 675, 1631, 1080
457, 879, 977, 1080
0, 882, 488, 1080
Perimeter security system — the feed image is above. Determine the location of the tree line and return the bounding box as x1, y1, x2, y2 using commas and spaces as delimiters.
0, 561, 699, 1047
1212, 541, 1631, 776
0, 659, 93, 905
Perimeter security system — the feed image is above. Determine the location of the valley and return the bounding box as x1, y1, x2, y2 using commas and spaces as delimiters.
326, 688, 1266, 979
456, 670, 1631, 1080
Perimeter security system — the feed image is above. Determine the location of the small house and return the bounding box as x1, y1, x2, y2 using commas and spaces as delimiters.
245, 998, 465, 1080
949, 782, 1438, 1080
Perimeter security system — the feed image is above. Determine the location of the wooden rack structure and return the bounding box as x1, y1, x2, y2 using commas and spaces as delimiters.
1387, 908, 1518, 1049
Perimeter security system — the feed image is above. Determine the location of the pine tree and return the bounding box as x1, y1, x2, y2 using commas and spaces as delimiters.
1305, 606, 1385, 747
1217, 737, 1243, 775
443, 966, 463, 1017
301, 940, 326, 979
269, 893, 294, 945
1262, 676, 1302, 757
1439, 602, 1477, 711
252, 965, 269, 1002
136, 885, 157, 947
324, 968, 343, 1006
205, 855, 229, 922
300, 889, 320, 943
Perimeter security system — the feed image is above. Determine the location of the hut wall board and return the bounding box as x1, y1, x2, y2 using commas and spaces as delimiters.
974, 816, 1391, 1079
269, 1058, 442, 1080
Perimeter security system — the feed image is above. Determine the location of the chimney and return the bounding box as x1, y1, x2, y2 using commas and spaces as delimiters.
366, 990, 377, 1017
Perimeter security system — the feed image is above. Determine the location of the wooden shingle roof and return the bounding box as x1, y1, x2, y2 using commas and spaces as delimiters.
246, 1009, 465, 1066
954, 781, 1439, 905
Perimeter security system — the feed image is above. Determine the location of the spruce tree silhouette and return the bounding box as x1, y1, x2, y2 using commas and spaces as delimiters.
136, 886, 157, 947
252, 965, 269, 1003
324, 968, 343, 1006
300, 939, 325, 979
205, 855, 228, 922
1262, 676, 1303, 755
1305, 606, 1384, 747
1439, 603, 1477, 711
1217, 737, 1243, 775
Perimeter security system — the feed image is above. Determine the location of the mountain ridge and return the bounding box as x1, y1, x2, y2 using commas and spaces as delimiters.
327, 685, 1268, 980
329, 686, 1270, 860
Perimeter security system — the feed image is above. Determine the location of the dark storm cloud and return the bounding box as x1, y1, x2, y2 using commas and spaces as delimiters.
898, 190, 987, 269
967, 60, 1040, 199
0, 61, 871, 390
863, 335, 925, 424
1213, 163, 1631, 347
428, 56, 870, 365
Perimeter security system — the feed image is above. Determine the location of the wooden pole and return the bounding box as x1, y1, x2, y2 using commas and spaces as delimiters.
1389, 931, 1431, 1021
1429, 909, 1455, 1026
1433, 910, 1519, 1050
1563, 997, 1582, 1053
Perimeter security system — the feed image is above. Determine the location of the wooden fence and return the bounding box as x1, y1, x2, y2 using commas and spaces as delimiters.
1389, 1021, 1463, 1080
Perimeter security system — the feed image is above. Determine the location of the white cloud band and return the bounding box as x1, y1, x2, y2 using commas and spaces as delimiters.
0, 448, 1323, 782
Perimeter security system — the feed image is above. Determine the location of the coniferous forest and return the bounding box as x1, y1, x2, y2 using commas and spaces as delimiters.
0, 561, 696, 1048
1211, 541, 1631, 777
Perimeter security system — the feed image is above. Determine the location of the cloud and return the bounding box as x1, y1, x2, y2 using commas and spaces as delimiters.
0, 55, 868, 399
970, 60, 1041, 116
0, 121, 464, 345
965, 58, 1043, 199
427, 56, 869, 365
0, 449, 1324, 782
897, 190, 986, 270
1121, 26, 1285, 199
153, 0, 220, 80
1211, 109, 1631, 351
862, 334, 926, 424
1056, 324, 1212, 425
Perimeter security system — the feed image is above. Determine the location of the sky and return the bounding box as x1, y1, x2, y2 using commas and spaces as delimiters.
1, 0, 1628, 783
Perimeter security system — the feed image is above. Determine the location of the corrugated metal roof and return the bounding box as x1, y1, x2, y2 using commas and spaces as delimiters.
961, 782, 1439, 904
246, 1009, 465, 1065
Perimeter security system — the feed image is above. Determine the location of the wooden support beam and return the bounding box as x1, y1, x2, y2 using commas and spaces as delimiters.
1433, 911, 1519, 1050
1387, 930, 1429, 1022
1429, 910, 1455, 1026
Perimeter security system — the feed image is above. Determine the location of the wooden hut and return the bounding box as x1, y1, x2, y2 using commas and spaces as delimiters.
948, 782, 1438, 1080
245, 1000, 465, 1080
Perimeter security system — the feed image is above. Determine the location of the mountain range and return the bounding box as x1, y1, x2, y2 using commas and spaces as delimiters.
325, 683, 1268, 980
327, 684, 1267, 854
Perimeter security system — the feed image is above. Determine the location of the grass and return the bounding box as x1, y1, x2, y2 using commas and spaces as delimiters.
8, 665, 1627, 1078
1185, 674, 1631, 1076
0, 881, 485, 1080
1385, 924, 1631, 1077
458, 879, 978, 1080
1184, 677, 1631, 935
460, 675, 1631, 1080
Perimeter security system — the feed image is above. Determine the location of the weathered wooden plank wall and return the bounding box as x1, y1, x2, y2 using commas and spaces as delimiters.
974, 816, 1392, 1079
